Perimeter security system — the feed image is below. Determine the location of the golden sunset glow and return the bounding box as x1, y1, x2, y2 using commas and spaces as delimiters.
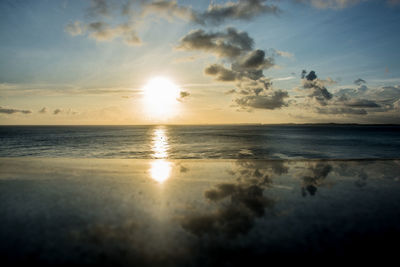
143, 77, 180, 118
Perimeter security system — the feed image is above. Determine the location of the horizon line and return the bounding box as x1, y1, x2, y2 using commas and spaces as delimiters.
1, 123, 400, 126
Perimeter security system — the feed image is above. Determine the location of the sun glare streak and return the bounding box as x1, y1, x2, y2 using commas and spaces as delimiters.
143, 77, 180, 118
149, 127, 171, 183
152, 127, 169, 159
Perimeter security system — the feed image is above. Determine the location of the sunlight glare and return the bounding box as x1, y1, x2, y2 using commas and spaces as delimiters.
149, 127, 171, 183
149, 159, 171, 183
143, 77, 180, 118
152, 127, 168, 159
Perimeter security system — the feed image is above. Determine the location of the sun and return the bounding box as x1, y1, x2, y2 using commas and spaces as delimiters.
143, 77, 180, 118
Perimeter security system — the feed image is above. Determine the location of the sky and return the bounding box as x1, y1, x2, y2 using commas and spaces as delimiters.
1, 0, 400, 125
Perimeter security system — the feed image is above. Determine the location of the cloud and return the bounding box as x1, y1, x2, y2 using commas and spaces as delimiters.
142, 0, 195, 21
177, 28, 254, 58
0, 82, 144, 96
66, 1, 280, 47
295, 70, 394, 117
232, 49, 274, 71
52, 108, 78, 115
87, 0, 111, 17
65, 0, 143, 45
194, 0, 280, 25
316, 107, 367, 115
65, 20, 141, 45
87, 21, 141, 45
204, 64, 239, 81
0, 106, 32, 115
177, 90, 190, 101
305, 70, 317, 81
354, 78, 366, 86
38, 107, 48, 114
235, 90, 289, 110
179, 27, 287, 111
301, 69, 307, 79
296, 0, 363, 9
225, 89, 237, 94
65, 21, 84, 36
301, 70, 333, 106
271, 48, 294, 59
334, 84, 400, 114
345, 99, 380, 108
297, 0, 399, 9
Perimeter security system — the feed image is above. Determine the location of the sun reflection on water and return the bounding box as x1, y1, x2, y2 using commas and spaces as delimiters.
150, 160, 171, 183
150, 127, 171, 183
152, 127, 169, 159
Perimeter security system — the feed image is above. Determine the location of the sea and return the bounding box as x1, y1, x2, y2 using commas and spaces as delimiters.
1, 124, 400, 159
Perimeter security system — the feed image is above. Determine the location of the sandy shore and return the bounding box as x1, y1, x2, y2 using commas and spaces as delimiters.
1, 158, 400, 266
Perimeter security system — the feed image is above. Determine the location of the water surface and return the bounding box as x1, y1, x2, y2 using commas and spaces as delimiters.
1, 125, 400, 159
1, 158, 399, 265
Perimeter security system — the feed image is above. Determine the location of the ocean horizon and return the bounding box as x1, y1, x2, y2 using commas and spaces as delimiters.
1, 124, 400, 159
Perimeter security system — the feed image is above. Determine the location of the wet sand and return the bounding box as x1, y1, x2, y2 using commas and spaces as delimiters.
1, 158, 400, 266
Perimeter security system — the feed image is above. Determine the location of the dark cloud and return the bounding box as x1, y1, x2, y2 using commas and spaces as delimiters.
232, 49, 274, 71
179, 91, 190, 98
316, 107, 367, 115
301, 71, 333, 106
53, 108, 62, 115
38, 107, 48, 114
0, 106, 32, 114
354, 78, 366, 86
296, 70, 389, 116
179, 27, 287, 111
235, 90, 289, 110
301, 70, 307, 79
345, 99, 380, 108
333, 84, 400, 115
194, 0, 280, 25
204, 64, 238, 81
177, 28, 253, 58
177, 91, 190, 102
305, 70, 317, 81
309, 86, 333, 105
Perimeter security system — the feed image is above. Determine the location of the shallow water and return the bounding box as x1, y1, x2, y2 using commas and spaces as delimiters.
1, 158, 400, 265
